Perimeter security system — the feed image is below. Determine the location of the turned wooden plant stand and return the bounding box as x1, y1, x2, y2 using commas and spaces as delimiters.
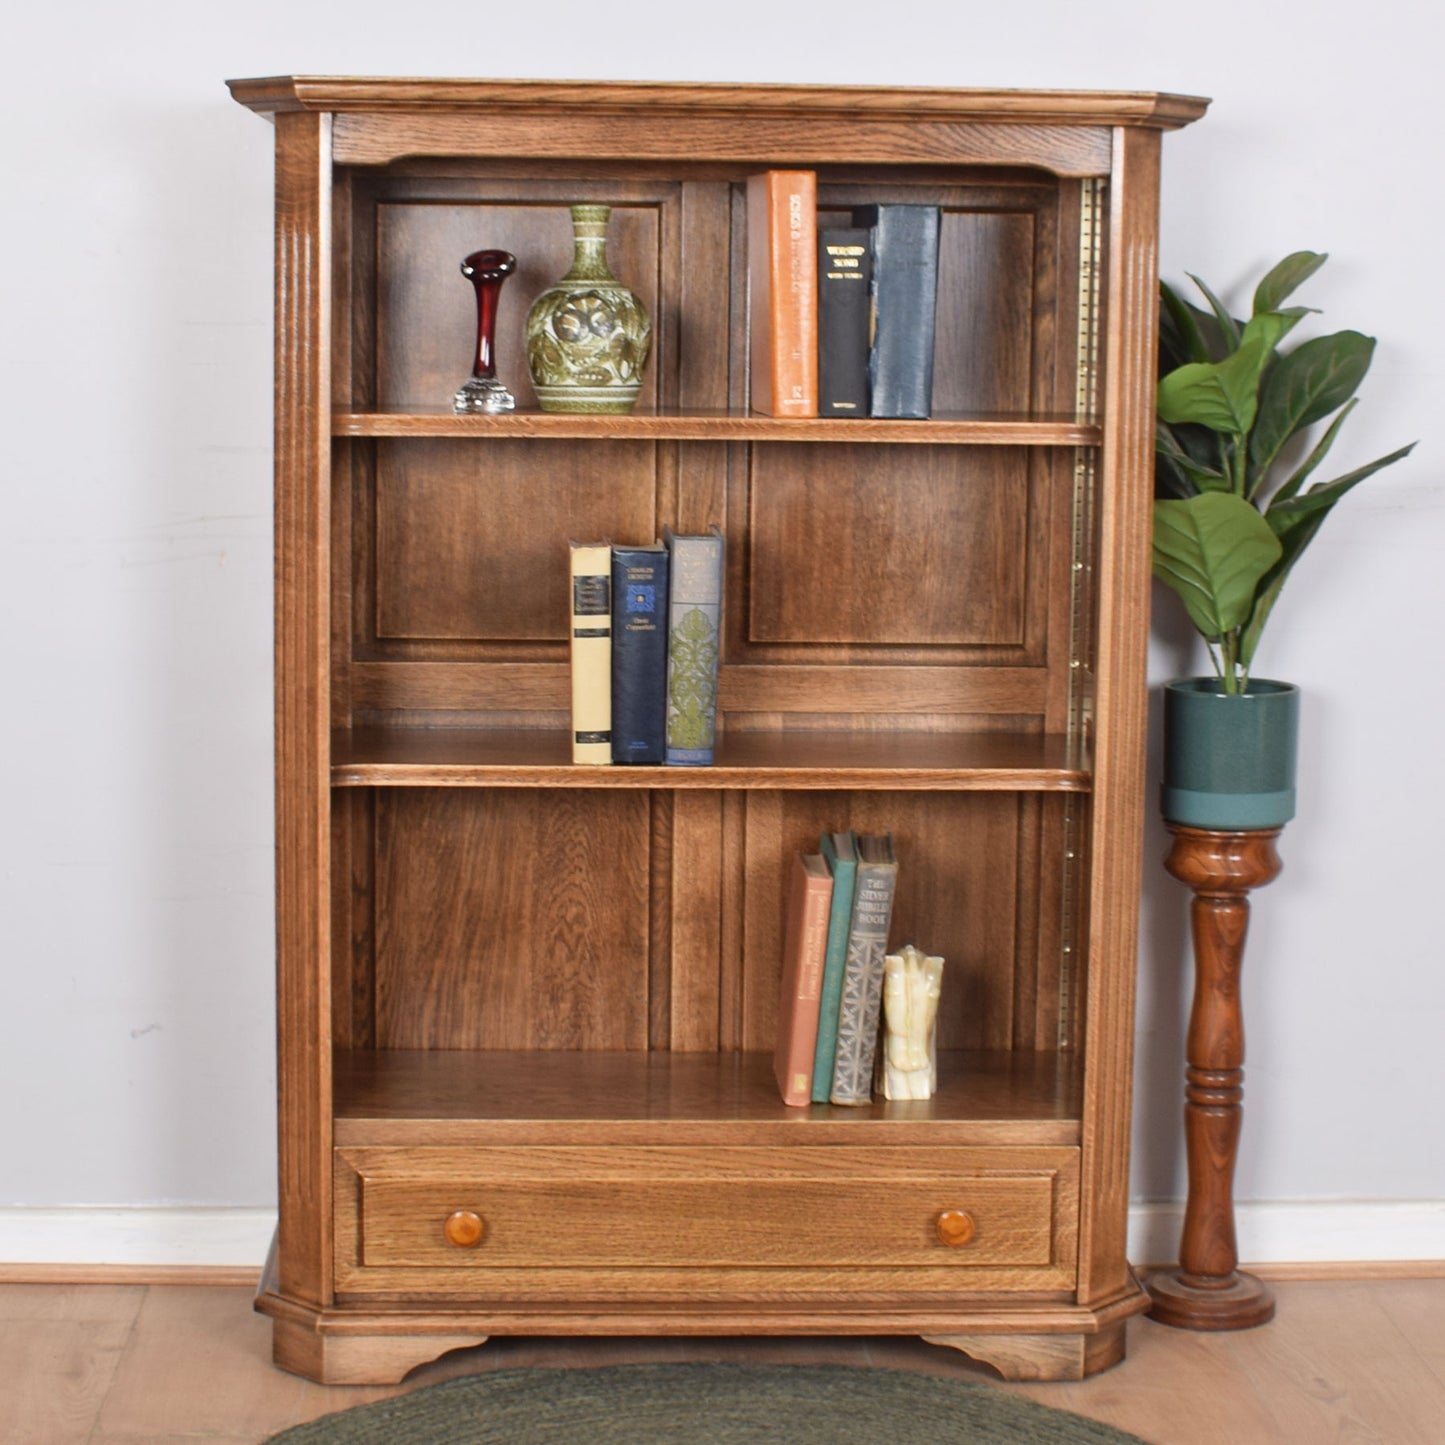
1146, 824, 1281, 1331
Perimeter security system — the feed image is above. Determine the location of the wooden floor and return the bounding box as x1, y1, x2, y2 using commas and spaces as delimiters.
3, 1276, 1443, 1444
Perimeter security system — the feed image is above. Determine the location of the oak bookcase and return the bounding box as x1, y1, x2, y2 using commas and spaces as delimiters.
228, 76, 1207, 1385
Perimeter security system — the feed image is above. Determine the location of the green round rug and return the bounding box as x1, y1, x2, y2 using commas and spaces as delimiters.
265, 1362, 1151, 1444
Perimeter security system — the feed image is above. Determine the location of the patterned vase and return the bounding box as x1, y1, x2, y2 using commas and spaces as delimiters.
525, 205, 651, 413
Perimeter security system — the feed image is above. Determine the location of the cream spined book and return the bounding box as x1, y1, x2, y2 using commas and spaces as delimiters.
569, 541, 612, 765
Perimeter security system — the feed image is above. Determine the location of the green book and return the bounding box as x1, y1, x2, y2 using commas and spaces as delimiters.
811, 830, 859, 1103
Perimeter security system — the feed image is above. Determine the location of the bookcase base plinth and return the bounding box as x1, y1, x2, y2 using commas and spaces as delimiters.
255, 1267, 492, 1385
922, 1322, 1126, 1381
263, 1307, 493, 1387
262, 1316, 1135, 1386
256, 1258, 1148, 1384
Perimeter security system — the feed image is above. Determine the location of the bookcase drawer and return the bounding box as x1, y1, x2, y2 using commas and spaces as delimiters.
336, 1145, 1078, 1279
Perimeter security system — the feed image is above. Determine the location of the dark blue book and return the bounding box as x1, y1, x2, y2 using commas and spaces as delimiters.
852, 203, 940, 419
610, 543, 670, 764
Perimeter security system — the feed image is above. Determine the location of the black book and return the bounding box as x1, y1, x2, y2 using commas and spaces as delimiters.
610, 543, 670, 763
852, 203, 941, 419
817, 227, 872, 417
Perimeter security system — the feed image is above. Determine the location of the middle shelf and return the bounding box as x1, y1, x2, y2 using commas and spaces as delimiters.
333, 408, 1103, 446
331, 726, 1091, 790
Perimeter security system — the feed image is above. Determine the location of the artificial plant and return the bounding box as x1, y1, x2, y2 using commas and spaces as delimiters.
1153, 251, 1415, 692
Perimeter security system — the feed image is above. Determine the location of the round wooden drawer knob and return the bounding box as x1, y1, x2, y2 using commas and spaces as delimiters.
936, 1209, 976, 1248
443, 1209, 486, 1248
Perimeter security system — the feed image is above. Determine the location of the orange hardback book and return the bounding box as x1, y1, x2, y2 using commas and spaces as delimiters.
747, 170, 818, 417
773, 851, 835, 1106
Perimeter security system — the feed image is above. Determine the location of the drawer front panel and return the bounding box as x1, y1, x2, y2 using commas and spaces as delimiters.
338, 1145, 1077, 1274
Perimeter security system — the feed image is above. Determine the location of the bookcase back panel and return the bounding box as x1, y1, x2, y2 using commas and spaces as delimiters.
348, 785, 1077, 1061
932, 210, 1052, 415
743, 444, 1038, 652
736, 791, 1071, 1057
370, 197, 666, 412
371, 789, 652, 1050
369, 438, 659, 646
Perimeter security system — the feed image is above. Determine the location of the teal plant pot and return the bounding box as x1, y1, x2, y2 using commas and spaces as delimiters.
1161, 678, 1300, 830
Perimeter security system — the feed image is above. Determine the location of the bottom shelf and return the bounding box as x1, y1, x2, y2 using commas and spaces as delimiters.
332, 1048, 1080, 1147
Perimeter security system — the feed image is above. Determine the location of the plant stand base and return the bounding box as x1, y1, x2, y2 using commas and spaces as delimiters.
1145, 1266, 1275, 1331
1148, 824, 1283, 1333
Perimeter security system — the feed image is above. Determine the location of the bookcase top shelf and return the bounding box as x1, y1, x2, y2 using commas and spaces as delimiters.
331, 727, 1090, 791
335, 410, 1102, 446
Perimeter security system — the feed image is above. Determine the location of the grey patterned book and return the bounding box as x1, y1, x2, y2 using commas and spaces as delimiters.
828, 833, 899, 1105
663, 525, 724, 766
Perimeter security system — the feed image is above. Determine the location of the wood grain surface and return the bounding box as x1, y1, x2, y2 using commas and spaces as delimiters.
232, 76, 1206, 1382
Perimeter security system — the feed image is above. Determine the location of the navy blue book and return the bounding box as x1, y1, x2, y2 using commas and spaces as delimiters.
851, 203, 940, 419
610, 543, 670, 764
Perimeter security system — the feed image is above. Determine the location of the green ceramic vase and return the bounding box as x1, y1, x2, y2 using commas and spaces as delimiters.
1161, 678, 1300, 830
525, 205, 651, 413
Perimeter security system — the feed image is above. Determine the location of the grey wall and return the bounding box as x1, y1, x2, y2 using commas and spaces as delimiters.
2, 0, 1440, 1258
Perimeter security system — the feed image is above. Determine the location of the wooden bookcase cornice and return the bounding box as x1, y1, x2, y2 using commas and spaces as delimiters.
227, 76, 1210, 130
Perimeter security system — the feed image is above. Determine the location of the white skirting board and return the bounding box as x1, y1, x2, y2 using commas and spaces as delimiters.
0, 1208, 277, 1268
0, 1202, 1441, 1270
1129, 1200, 1445, 1267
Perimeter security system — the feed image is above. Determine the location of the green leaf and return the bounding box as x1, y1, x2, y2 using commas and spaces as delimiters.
1188, 273, 1243, 350
1238, 513, 1324, 669
1157, 329, 1272, 437
1153, 492, 1284, 638
1269, 398, 1356, 505
1266, 442, 1417, 536
1252, 251, 1327, 315
1160, 281, 1213, 367
1249, 330, 1376, 483
1156, 423, 1229, 495
1241, 305, 1311, 355
1240, 441, 1415, 667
